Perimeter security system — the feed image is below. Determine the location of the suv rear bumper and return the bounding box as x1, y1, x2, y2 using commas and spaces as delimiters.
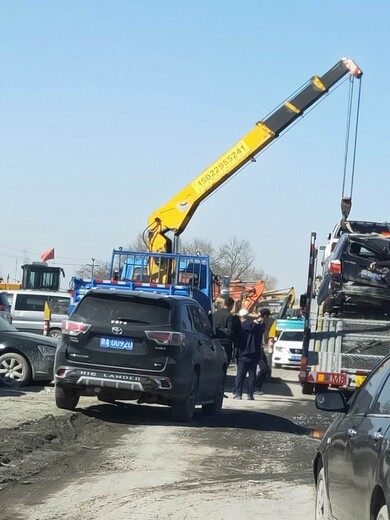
55, 365, 173, 391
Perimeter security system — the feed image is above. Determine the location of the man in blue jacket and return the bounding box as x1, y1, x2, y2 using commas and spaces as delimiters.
233, 308, 263, 400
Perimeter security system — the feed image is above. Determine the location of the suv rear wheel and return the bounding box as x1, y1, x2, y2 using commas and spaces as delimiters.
171, 373, 197, 422
55, 385, 80, 410
203, 373, 225, 416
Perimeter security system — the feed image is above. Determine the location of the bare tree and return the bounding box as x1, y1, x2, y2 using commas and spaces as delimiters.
75, 261, 110, 279
126, 232, 148, 252
179, 238, 220, 268
217, 237, 255, 280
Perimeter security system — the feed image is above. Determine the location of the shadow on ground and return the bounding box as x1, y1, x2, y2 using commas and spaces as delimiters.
79, 400, 310, 435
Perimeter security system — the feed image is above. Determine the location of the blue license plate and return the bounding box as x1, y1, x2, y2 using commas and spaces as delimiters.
99, 337, 134, 351
290, 355, 301, 361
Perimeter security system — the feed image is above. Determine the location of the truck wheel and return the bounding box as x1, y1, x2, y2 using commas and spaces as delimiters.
376, 506, 389, 520
0, 352, 31, 387
202, 374, 224, 416
315, 468, 331, 520
55, 385, 80, 410
171, 373, 197, 422
302, 382, 314, 395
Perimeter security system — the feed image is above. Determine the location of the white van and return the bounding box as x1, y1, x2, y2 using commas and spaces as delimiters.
6, 290, 70, 339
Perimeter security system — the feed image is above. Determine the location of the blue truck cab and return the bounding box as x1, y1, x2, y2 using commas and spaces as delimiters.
69, 249, 214, 315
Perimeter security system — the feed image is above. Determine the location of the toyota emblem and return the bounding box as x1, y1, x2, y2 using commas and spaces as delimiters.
112, 327, 123, 335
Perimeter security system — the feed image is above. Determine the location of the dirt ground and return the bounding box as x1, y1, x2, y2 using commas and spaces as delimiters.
0, 368, 333, 519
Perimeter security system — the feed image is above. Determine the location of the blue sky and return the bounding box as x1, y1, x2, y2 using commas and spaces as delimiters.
1, 1, 389, 293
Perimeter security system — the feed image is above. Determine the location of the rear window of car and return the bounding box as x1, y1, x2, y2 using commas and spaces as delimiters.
75, 295, 171, 326
280, 331, 304, 341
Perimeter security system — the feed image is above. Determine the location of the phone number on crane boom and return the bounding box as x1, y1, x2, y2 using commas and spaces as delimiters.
192, 140, 251, 195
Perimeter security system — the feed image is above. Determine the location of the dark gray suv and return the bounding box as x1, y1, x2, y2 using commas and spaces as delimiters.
54, 289, 227, 421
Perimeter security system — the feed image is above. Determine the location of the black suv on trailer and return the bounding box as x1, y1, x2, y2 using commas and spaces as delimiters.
317, 233, 390, 313
54, 289, 227, 421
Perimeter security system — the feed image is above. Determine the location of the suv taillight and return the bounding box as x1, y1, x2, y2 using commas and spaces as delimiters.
145, 331, 185, 346
62, 320, 91, 336
0, 305, 6, 311
329, 259, 342, 275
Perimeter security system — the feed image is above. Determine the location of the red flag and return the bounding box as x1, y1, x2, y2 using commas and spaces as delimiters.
41, 248, 55, 262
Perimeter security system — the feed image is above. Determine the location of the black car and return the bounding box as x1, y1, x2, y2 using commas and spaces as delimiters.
0, 317, 58, 387
54, 289, 227, 422
317, 233, 390, 313
314, 355, 390, 520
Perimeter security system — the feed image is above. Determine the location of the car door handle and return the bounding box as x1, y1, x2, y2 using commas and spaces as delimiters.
347, 428, 357, 437
370, 431, 384, 441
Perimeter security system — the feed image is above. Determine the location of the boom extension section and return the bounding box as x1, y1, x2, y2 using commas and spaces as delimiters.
148, 58, 362, 253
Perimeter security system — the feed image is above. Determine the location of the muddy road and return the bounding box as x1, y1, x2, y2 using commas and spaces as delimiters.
0, 368, 333, 519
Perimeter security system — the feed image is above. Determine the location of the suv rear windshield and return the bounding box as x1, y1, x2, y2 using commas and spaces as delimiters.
75, 295, 171, 326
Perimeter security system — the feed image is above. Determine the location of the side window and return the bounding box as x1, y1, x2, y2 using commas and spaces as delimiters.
371, 374, 390, 414
189, 306, 212, 336
48, 296, 70, 314
14, 294, 47, 312
198, 308, 212, 337
349, 358, 390, 415
181, 305, 194, 332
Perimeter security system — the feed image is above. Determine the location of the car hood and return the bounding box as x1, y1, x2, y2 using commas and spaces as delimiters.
0, 331, 58, 348
275, 340, 303, 349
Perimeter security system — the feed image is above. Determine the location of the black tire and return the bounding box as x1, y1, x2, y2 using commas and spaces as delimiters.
0, 352, 31, 387
302, 382, 314, 395
55, 385, 80, 410
377, 505, 389, 520
202, 373, 225, 416
315, 467, 331, 520
171, 373, 197, 422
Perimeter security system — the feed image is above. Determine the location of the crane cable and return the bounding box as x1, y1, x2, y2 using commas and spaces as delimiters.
341, 75, 363, 201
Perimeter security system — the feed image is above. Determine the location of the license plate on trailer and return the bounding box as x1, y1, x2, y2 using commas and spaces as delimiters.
290, 355, 302, 361
316, 372, 348, 386
355, 375, 367, 387
99, 337, 134, 351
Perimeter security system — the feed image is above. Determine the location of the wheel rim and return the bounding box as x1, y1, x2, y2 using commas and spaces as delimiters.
50, 331, 61, 339
0, 356, 26, 384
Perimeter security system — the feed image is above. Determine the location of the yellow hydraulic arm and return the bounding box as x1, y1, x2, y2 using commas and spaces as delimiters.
147, 58, 362, 253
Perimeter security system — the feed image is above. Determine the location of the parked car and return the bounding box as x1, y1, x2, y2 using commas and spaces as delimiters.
0, 317, 58, 387
6, 290, 70, 338
272, 329, 303, 368
54, 289, 227, 421
323, 220, 390, 261
317, 233, 390, 313
314, 354, 390, 520
0, 292, 12, 323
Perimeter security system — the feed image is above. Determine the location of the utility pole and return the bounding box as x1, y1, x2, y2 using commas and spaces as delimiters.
86, 258, 96, 280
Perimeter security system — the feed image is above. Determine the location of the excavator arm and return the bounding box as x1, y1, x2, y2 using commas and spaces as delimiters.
147, 58, 362, 253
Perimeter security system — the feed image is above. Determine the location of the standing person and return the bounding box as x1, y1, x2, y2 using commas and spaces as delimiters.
233, 308, 263, 400
212, 297, 240, 365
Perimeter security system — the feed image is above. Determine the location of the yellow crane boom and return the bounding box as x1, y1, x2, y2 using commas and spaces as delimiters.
147, 58, 362, 253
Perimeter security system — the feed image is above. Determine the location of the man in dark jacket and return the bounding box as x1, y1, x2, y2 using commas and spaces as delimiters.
212, 297, 240, 365
233, 308, 263, 400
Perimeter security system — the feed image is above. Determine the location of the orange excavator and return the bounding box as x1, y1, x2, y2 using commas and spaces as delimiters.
217, 278, 266, 314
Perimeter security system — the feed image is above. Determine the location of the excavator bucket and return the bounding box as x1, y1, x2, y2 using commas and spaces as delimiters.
341, 197, 352, 220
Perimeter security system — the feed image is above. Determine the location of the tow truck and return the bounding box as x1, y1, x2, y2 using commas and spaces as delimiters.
70, 58, 362, 313
299, 232, 390, 395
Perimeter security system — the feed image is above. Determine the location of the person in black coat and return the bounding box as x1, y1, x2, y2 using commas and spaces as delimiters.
212, 297, 240, 365
233, 309, 263, 400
